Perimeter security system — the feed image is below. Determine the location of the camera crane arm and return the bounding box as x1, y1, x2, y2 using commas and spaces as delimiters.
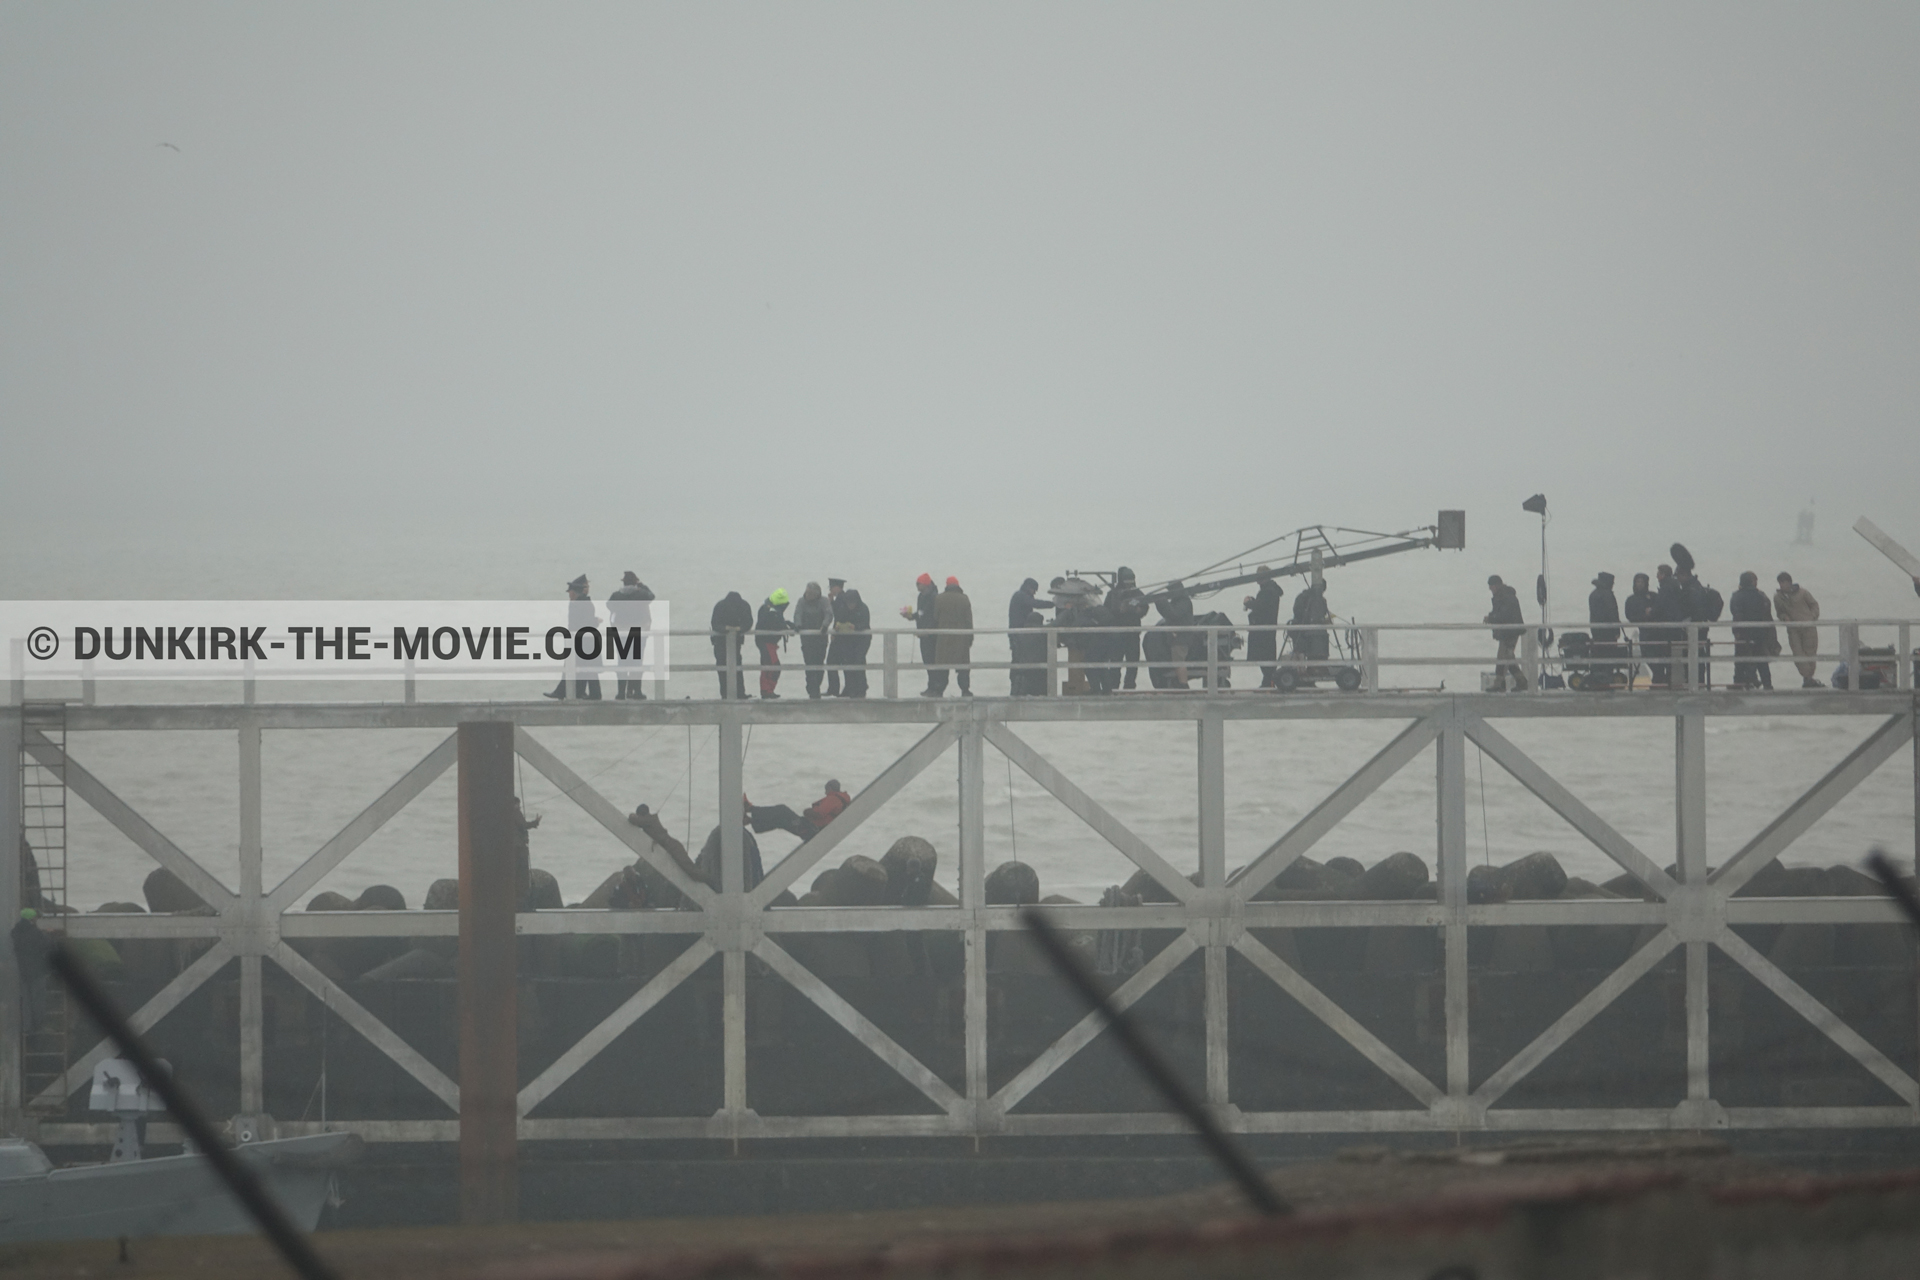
1074, 514, 1463, 608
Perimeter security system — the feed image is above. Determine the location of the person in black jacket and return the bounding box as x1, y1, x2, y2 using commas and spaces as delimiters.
711, 591, 753, 699
1728, 570, 1777, 690
1652, 564, 1688, 688
1486, 575, 1528, 692
792, 582, 832, 699
1624, 572, 1656, 687
1290, 580, 1331, 665
1587, 571, 1622, 687
1106, 567, 1150, 690
1007, 578, 1054, 696
1245, 567, 1285, 689
1677, 567, 1718, 687
839, 589, 873, 697
824, 578, 850, 696
1006, 579, 1052, 626
1157, 582, 1199, 687
1081, 598, 1122, 695
1588, 573, 1621, 644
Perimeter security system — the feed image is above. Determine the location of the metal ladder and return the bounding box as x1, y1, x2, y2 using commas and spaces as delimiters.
20, 702, 70, 1114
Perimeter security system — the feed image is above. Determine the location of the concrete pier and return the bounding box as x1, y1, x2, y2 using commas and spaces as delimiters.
4, 680, 1916, 1158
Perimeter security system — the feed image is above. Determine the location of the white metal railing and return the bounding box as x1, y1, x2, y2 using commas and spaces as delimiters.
15, 620, 1912, 707
444, 614, 1880, 701
427, 618, 1920, 701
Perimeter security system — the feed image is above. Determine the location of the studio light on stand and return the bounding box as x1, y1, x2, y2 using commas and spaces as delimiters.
1522, 493, 1552, 684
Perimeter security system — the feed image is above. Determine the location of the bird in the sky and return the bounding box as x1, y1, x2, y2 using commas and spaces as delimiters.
158, 142, 180, 152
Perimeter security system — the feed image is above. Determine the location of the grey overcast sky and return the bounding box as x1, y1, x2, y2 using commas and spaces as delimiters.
2, 4, 1915, 592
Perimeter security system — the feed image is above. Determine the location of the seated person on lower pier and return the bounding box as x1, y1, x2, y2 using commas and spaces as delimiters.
745, 779, 852, 843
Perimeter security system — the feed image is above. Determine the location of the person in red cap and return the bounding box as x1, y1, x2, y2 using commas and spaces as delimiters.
927, 575, 975, 696
902, 573, 940, 695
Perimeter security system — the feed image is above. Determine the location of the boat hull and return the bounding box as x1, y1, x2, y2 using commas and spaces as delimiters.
0, 1131, 361, 1243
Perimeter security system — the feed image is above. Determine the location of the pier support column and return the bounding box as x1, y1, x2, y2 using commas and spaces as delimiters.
1675, 707, 1713, 1115
1676, 709, 1707, 880
1197, 713, 1226, 885
1435, 705, 1469, 1109
458, 720, 517, 1224
1198, 713, 1229, 1109
237, 720, 265, 1123
959, 717, 987, 1128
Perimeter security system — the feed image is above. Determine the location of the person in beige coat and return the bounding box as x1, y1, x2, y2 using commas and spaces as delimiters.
926, 576, 975, 697
1774, 572, 1822, 688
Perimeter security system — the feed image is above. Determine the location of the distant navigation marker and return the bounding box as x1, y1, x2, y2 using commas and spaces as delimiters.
1795, 500, 1815, 546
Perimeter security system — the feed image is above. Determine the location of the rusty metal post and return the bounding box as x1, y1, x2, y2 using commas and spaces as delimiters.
458, 720, 517, 1223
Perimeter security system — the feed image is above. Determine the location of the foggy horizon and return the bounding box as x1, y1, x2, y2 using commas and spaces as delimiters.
3, 5, 1916, 602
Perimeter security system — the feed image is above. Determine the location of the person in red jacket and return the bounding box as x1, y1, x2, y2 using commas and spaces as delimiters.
804, 780, 852, 827
746, 779, 853, 842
